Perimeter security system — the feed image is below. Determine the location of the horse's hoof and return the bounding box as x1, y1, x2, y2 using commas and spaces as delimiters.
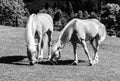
49, 60, 58, 65
29, 60, 37, 66
94, 59, 99, 63
91, 59, 99, 66
29, 62, 34, 66
54, 61, 58, 65
72, 62, 78, 65
90, 61, 96, 66
48, 56, 51, 60
49, 60, 56, 65
89, 63, 93, 66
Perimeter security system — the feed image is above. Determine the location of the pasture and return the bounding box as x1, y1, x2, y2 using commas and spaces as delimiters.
0, 25, 120, 81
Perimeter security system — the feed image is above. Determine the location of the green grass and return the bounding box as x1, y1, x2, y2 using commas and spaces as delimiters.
0, 25, 120, 81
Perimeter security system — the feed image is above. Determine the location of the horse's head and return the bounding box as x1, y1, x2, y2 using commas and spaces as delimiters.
26, 44, 38, 65
50, 41, 62, 63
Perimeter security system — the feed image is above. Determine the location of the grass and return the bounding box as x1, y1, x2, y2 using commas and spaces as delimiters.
0, 25, 120, 81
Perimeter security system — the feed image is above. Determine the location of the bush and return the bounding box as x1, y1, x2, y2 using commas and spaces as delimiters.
0, 0, 29, 27
101, 3, 120, 36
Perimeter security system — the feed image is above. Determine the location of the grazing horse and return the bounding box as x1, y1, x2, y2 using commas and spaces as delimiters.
50, 18, 106, 65
25, 13, 53, 65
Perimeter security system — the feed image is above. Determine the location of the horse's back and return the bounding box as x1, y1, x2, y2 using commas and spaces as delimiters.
25, 13, 53, 44
98, 23, 106, 42
75, 19, 97, 40
84, 19, 106, 42
88, 19, 106, 42
37, 13, 53, 23
36, 13, 53, 32
75, 18, 106, 41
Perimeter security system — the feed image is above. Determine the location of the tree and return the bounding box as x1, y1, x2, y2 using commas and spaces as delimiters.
0, 0, 29, 27
60, 2, 66, 12
101, 3, 120, 36
53, 2, 58, 11
44, 2, 50, 9
65, 2, 74, 18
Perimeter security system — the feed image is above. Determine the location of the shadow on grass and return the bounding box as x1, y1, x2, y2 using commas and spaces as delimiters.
38, 59, 89, 66
0, 56, 90, 66
0, 56, 28, 66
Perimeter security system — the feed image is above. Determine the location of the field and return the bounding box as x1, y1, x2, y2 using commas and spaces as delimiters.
0, 25, 120, 81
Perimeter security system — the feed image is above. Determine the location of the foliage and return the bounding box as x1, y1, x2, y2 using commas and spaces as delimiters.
101, 3, 120, 36
77, 10, 84, 19
44, 2, 50, 9
65, 2, 74, 18
0, 0, 29, 27
1, 0, 120, 37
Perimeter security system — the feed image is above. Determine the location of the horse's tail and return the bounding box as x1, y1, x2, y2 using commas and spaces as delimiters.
99, 24, 107, 42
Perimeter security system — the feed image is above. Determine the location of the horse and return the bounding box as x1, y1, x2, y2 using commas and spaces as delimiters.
50, 18, 106, 66
25, 13, 53, 65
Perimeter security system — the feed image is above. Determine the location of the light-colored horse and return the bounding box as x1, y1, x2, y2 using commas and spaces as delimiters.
25, 13, 53, 65
50, 18, 106, 65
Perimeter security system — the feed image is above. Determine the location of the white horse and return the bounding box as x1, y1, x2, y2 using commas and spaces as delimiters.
50, 18, 106, 65
25, 13, 53, 65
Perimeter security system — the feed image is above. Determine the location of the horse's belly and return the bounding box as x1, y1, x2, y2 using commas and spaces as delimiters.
85, 34, 93, 41
70, 32, 80, 43
85, 33, 96, 41
70, 33, 95, 43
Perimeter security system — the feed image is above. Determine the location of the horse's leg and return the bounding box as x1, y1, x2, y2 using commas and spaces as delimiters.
37, 34, 43, 60
30, 52, 37, 65
93, 37, 101, 64
27, 48, 37, 65
72, 42, 78, 65
47, 30, 52, 60
90, 39, 98, 65
40, 40, 44, 60
81, 40, 93, 66
90, 39, 96, 53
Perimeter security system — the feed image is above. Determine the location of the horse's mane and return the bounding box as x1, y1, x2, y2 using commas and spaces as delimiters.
26, 14, 36, 29
25, 14, 36, 45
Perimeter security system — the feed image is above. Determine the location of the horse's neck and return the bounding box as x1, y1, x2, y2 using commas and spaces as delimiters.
58, 28, 73, 47
26, 24, 36, 47
59, 20, 75, 46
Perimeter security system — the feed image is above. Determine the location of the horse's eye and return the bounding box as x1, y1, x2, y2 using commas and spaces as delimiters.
57, 47, 60, 50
